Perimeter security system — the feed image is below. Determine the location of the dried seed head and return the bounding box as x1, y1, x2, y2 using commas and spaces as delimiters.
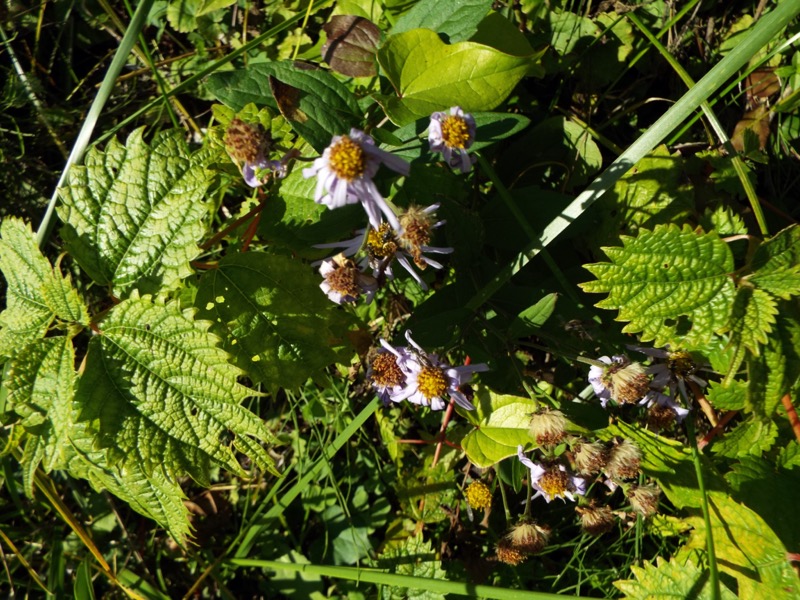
528, 409, 568, 447
506, 520, 551, 555
604, 360, 650, 404
605, 439, 642, 481
465, 481, 492, 510
398, 205, 437, 269
647, 401, 677, 430
224, 118, 270, 164
573, 441, 608, 477
495, 538, 527, 566
628, 484, 661, 518
575, 503, 615, 536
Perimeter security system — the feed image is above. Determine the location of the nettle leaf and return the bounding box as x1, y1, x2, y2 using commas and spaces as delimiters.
195, 252, 356, 392
462, 388, 539, 468
206, 62, 361, 152
166, 0, 235, 33
0, 218, 89, 356
706, 379, 747, 411
581, 225, 736, 349
5, 336, 76, 494
725, 457, 800, 551
376, 28, 541, 126
57, 128, 213, 298
710, 415, 777, 458
747, 305, 800, 416
378, 535, 447, 600
684, 493, 800, 598
726, 286, 777, 354
614, 556, 737, 600
747, 224, 800, 299
322, 15, 381, 78
391, 0, 492, 43
77, 293, 277, 487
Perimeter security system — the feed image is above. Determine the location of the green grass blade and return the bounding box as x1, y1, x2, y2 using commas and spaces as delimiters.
465, 0, 800, 312
228, 558, 594, 599
35, 0, 156, 249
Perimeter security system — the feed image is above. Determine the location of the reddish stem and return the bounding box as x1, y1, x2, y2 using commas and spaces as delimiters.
200, 192, 267, 251
781, 394, 800, 443
697, 410, 739, 451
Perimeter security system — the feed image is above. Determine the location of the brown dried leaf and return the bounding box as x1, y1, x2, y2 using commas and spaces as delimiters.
731, 104, 770, 153
322, 15, 381, 78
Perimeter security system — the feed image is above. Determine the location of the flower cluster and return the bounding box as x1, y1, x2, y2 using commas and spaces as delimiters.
587, 348, 697, 429
303, 108, 475, 303
367, 330, 488, 411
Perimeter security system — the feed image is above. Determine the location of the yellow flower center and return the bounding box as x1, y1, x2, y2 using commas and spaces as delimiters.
538, 468, 569, 498
328, 136, 366, 181
417, 365, 447, 399
668, 350, 696, 378
465, 481, 492, 510
367, 223, 398, 259
441, 115, 471, 149
370, 352, 404, 388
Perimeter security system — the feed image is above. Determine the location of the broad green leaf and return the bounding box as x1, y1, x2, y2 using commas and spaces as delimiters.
747, 225, 800, 299
77, 293, 277, 487
462, 388, 540, 467
548, 10, 599, 56
684, 493, 800, 598
195, 252, 356, 391
507, 293, 557, 339
5, 337, 76, 494
470, 11, 535, 57
710, 415, 777, 458
581, 225, 736, 349
0, 218, 88, 356
206, 62, 361, 152
747, 306, 800, 417
57, 128, 214, 298
725, 457, 800, 551
376, 28, 540, 125
166, 0, 235, 32
391, 0, 491, 43
726, 286, 777, 354
706, 379, 746, 411
322, 15, 380, 77
378, 535, 447, 600
615, 557, 737, 600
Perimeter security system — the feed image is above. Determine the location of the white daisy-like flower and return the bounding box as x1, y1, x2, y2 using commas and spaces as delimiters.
318, 253, 377, 304
382, 330, 488, 411
303, 129, 410, 231
428, 106, 477, 173
517, 446, 587, 503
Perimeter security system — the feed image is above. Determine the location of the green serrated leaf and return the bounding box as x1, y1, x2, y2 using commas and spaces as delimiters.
195, 252, 354, 392
726, 286, 777, 354
378, 535, 447, 600
779, 441, 800, 469
684, 493, 800, 598
0, 218, 87, 356
706, 379, 747, 411
710, 415, 777, 458
166, 0, 235, 33
57, 128, 213, 298
461, 388, 539, 468
614, 556, 737, 600
701, 204, 749, 236
747, 225, 800, 299
375, 28, 541, 126
581, 225, 736, 349
747, 306, 800, 417
725, 456, 800, 551
206, 62, 361, 152
6, 337, 76, 492
391, 0, 491, 43
77, 293, 277, 487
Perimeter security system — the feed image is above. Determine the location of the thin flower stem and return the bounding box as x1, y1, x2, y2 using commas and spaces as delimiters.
497, 477, 512, 524
697, 410, 739, 451
685, 412, 721, 600
689, 380, 718, 427
523, 474, 532, 519
781, 394, 800, 443
200, 197, 266, 251
431, 399, 456, 468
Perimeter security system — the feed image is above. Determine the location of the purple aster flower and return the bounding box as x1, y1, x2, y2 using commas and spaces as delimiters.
517, 446, 587, 503
381, 331, 488, 411
630, 346, 707, 399
302, 129, 410, 231
319, 253, 377, 304
428, 106, 477, 173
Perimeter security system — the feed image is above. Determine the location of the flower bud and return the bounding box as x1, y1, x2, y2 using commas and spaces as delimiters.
604, 439, 642, 481
573, 441, 608, 476
528, 408, 568, 447
575, 503, 615, 536
606, 360, 651, 404
628, 484, 660, 518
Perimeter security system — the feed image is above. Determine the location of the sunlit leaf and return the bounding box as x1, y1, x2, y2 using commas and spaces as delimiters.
378, 535, 447, 600
391, 0, 492, 43
581, 225, 736, 349
322, 15, 380, 77
710, 415, 777, 458
57, 128, 214, 298
706, 379, 746, 411
166, 0, 235, 33
77, 293, 278, 487
376, 28, 540, 125
748, 225, 800, 300
615, 557, 737, 600
726, 286, 777, 354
